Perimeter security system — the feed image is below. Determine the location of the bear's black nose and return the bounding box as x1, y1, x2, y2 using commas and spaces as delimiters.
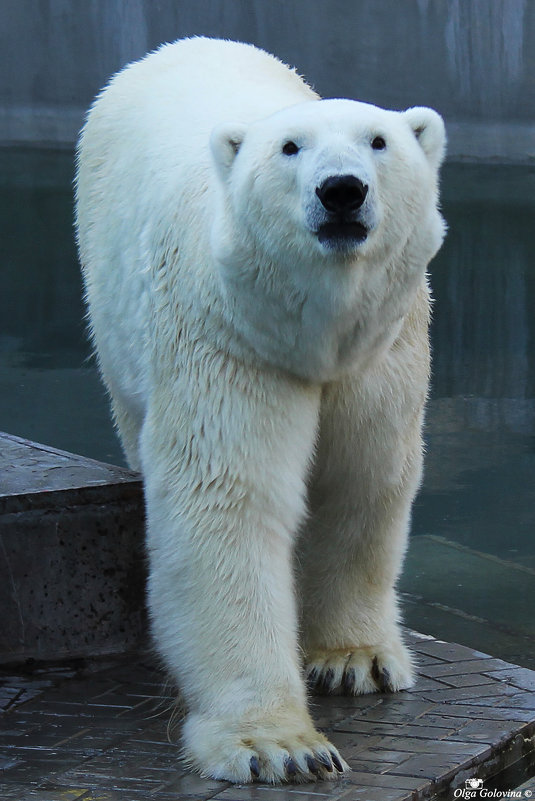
316, 175, 368, 214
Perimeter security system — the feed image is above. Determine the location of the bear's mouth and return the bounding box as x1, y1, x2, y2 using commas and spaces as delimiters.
316, 220, 368, 249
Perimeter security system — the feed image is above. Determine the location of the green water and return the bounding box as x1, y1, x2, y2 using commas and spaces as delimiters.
1, 150, 534, 667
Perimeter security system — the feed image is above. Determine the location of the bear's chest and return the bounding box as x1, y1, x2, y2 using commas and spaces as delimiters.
218, 274, 407, 382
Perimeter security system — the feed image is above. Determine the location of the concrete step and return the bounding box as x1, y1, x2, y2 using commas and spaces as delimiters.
0, 432, 147, 664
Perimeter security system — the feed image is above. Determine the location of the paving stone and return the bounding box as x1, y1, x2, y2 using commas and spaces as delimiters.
404, 676, 454, 692
20, 790, 91, 801
345, 759, 400, 774
312, 707, 367, 728
420, 703, 535, 722
413, 653, 449, 666
491, 693, 535, 710
432, 673, 503, 689
366, 699, 439, 720
385, 752, 463, 780
342, 771, 429, 790
419, 658, 515, 679
0, 784, 39, 800
334, 719, 459, 740
30, 790, 170, 801
373, 737, 491, 759
0, 748, 87, 783
310, 694, 382, 710
338, 788, 413, 801
327, 732, 384, 753
157, 771, 232, 798
447, 718, 527, 744
484, 667, 535, 692
215, 781, 359, 800
346, 748, 415, 765
110, 737, 179, 758
0, 687, 25, 710
0, 753, 23, 770
419, 682, 520, 703
408, 639, 500, 662
408, 713, 473, 729
55, 767, 164, 792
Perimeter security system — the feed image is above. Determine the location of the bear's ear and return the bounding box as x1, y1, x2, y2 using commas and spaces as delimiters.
403, 107, 446, 170
210, 123, 247, 181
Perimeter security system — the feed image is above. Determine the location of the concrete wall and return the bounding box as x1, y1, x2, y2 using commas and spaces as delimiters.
1, 0, 534, 161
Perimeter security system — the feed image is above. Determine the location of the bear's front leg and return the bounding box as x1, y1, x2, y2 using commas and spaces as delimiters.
141, 357, 348, 783
297, 325, 429, 696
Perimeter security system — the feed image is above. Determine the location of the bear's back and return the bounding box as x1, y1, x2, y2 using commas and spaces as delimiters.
81, 38, 316, 172
76, 38, 317, 247
76, 37, 319, 308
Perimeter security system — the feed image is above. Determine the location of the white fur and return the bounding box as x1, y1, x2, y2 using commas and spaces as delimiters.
75, 37, 446, 783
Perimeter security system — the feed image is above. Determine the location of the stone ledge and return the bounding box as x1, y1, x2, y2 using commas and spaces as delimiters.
0, 432, 141, 513
0, 433, 147, 664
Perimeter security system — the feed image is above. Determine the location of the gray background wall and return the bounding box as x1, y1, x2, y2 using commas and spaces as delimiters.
1, 0, 534, 162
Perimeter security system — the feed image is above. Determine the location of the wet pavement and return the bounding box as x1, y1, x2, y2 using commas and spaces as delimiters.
1, 632, 535, 800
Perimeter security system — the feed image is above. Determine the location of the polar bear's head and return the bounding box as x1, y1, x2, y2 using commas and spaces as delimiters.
209, 98, 445, 378
210, 98, 445, 267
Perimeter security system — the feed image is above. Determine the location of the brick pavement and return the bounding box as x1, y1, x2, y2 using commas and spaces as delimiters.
1, 631, 535, 800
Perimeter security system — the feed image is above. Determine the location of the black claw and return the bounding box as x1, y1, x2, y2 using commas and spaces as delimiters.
306, 754, 321, 776
371, 655, 391, 693
343, 667, 356, 694
316, 751, 334, 771
371, 656, 391, 692
322, 668, 335, 692
371, 655, 381, 684
330, 751, 344, 772
307, 667, 319, 687
250, 755, 260, 778
285, 756, 298, 777
381, 666, 393, 692
316, 667, 335, 695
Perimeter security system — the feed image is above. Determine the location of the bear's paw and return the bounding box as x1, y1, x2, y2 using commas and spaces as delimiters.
181, 707, 349, 783
306, 642, 415, 696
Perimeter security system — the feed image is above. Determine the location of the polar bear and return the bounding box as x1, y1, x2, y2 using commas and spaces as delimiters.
75, 37, 446, 784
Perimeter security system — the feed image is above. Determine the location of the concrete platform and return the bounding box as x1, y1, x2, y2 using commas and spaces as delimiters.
1, 633, 535, 800
0, 432, 147, 664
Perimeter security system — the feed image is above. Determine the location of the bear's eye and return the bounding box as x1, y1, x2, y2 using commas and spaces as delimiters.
282, 141, 300, 156
371, 135, 386, 151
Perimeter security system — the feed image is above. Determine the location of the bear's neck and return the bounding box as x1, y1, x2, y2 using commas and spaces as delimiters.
216, 246, 425, 383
